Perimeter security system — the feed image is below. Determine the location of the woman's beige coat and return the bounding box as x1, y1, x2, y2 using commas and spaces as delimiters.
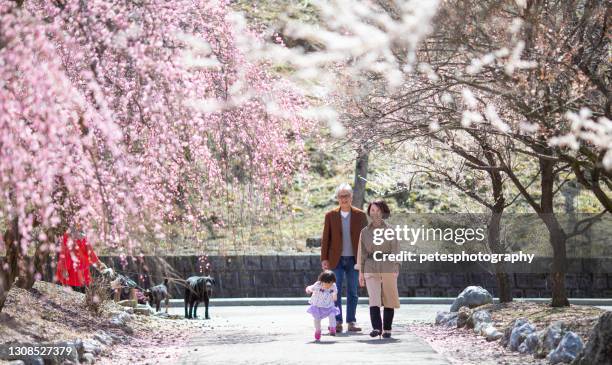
355, 221, 401, 308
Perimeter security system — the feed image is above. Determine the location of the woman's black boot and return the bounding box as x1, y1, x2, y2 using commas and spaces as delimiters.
383, 308, 394, 338
369, 306, 382, 338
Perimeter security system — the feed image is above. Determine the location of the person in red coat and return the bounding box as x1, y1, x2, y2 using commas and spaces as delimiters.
55, 228, 112, 292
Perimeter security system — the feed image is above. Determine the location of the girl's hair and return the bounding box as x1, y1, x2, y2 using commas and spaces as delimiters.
318, 270, 336, 283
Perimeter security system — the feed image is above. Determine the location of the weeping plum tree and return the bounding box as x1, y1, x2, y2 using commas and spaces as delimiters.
0, 0, 311, 311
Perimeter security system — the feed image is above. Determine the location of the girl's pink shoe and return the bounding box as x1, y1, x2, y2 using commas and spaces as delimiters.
314, 330, 321, 341
328, 326, 336, 336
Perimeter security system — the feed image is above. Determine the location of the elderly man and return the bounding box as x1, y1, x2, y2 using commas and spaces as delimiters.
321, 183, 368, 333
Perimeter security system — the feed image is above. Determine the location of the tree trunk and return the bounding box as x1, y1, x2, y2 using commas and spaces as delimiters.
550, 271, 569, 307
495, 271, 512, 303
484, 148, 512, 303
540, 157, 570, 307
0, 217, 21, 312
352, 149, 369, 210
549, 225, 570, 307
14, 242, 48, 290
488, 211, 513, 303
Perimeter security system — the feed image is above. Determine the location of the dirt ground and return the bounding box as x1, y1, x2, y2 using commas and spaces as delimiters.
407, 301, 606, 365
0, 281, 203, 364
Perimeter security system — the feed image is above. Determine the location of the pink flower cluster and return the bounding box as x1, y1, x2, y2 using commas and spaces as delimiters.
0, 0, 311, 254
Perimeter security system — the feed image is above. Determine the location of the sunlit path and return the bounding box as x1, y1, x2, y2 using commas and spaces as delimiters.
170, 305, 449, 365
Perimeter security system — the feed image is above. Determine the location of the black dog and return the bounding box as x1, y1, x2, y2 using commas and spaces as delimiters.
145, 279, 170, 313
184, 276, 215, 319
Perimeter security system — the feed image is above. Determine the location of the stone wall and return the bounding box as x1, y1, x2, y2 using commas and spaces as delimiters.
9, 255, 612, 299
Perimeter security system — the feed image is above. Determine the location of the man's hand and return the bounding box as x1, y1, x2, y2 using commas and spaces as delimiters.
321, 260, 329, 270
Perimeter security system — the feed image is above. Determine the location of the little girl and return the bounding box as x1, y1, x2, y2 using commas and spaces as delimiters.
305, 270, 340, 341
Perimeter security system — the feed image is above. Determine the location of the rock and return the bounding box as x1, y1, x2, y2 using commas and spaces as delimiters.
14, 357, 43, 365
122, 307, 134, 314
535, 322, 567, 358
466, 310, 492, 334
109, 311, 132, 326
93, 331, 114, 346
117, 299, 137, 308
81, 353, 95, 364
456, 306, 471, 328
450, 286, 493, 312
306, 238, 321, 248
501, 318, 528, 348
81, 339, 103, 356
509, 321, 537, 351
482, 325, 504, 341
133, 304, 154, 316
52, 341, 80, 365
518, 331, 541, 354
547, 332, 584, 364
572, 312, 612, 365
435, 311, 458, 327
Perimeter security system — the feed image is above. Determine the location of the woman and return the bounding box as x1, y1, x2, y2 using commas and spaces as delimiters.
55, 225, 112, 293
355, 199, 401, 339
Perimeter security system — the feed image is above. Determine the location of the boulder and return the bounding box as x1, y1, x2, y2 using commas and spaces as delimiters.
81, 353, 96, 364
133, 304, 154, 316
80, 339, 103, 356
482, 325, 504, 341
519, 331, 541, 354
450, 286, 493, 312
547, 332, 583, 364
509, 321, 537, 351
501, 318, 529, 348
10, 358, 43, 365
456, 306, 471, 328
572, 312, 612, 365
466, 310, 492, 334
535, 322, 567, 358
109, 312, 132, 327
116, 299, 137, 308
435, 311, 458, 327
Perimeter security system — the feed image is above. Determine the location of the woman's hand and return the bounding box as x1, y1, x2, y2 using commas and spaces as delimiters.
305, 286, 313, 294
359, 272, 365, 288
101, 267, 115, 278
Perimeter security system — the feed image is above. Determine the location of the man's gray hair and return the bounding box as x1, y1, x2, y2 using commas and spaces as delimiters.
335, 183, 353, 197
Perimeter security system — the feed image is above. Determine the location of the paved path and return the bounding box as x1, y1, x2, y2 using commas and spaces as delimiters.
170, 304, 450, 365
